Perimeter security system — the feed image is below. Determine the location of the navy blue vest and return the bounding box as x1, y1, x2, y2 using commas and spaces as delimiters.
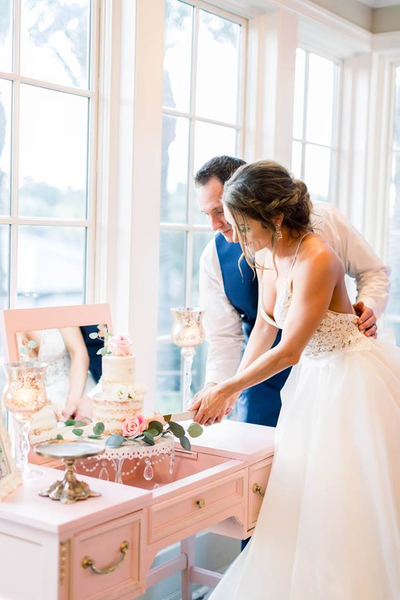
80, 326, 103, 384
215, 233, 291, 427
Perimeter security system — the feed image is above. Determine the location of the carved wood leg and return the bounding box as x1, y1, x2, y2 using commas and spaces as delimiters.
181, 534, 196, 600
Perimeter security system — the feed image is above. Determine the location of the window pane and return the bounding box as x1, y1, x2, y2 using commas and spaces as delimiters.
156, 342, 181, 414
0, 79, 12, 215
161, 115, 190, 223
386, 152, 400, 344
197, 10, 241, 124
193, 123, 237, 224
17, 226, 86, 307
192, 230, 214, 306
20, 0, 91, 89
291, 141, 302, 180
158, 231, 186, 336
0, 0, 13, 73
0, 225, 10, 313
304, 144, 331, 203
306, 53, 335, 146
293, 48, 306, 140
163, 0, 193, 112
19, 85, 88, 218
393, 67, 400, 151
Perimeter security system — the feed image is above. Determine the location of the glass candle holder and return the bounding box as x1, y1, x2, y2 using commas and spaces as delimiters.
2, 361, 48, 480
171, 307, 205, 410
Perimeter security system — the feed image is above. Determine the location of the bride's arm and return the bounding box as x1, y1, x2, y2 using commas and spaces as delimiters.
193, 247, 339, 425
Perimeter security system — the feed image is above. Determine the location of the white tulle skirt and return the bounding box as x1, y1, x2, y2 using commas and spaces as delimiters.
209, 338, 400, 599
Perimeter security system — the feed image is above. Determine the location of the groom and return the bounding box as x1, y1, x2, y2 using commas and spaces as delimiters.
193, 156, 390, 427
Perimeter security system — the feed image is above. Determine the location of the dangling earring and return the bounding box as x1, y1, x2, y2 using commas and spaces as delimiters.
275, 223, 283, 241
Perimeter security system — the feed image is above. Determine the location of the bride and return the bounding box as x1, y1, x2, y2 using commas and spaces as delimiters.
190, 160, 400, 599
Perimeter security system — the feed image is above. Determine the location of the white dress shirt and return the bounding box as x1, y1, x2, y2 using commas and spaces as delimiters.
199, 202, 391, 385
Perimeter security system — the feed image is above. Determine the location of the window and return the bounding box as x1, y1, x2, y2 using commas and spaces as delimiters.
291, 48, 340, 203
156, 0, 246, 413
0, 0, 97, 327
386, 65, 400, 344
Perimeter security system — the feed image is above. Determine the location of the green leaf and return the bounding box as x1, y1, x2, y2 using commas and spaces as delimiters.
64, 419, 76, 426
93, 422, 105, 436
146, 428, 160, 437
163, 414, 172, 423
56, 434, 64, 440
106, 434, 125, 448
143, 431, 154, 441
96, 347, 108, 356
168, 421, 185, 438
89, 332, 99, 339
88, 435, 102, 439
142, 435, 155, 446
187, 423, 203, 438
72, 428, 84, 437
147, 420, 163, 435
179, 436, 191, 451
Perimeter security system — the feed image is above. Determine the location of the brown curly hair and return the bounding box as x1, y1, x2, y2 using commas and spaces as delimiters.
223, 160, 314, 270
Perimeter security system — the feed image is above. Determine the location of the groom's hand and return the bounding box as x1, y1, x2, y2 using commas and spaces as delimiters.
353, 301, 378, 338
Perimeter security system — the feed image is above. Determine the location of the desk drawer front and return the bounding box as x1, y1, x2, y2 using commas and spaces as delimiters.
248, 458, 273, 530
150, 472, 245, 542
71, 512, 142, 600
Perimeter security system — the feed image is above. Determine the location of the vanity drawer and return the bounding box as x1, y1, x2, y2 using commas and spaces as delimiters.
70, 512, 142, 600
149, 471, 245, 543
248, 457, 273, 530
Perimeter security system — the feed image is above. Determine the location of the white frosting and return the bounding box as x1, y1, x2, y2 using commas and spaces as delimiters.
102, 355, 135, 395
30, 402, 58, 442
92, 395, 143, 435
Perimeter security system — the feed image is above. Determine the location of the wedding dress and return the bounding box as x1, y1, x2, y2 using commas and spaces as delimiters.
209, 238, 400, 599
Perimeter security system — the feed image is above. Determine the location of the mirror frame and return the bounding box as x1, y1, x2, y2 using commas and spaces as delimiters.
1, 303, 113, 361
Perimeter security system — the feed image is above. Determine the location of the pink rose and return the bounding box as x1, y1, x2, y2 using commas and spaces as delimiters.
145, 411, 166, 430
109, 334, 133, 357
122, 414, 146, 437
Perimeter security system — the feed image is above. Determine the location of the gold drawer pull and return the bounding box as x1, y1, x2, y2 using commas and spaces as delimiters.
252, 483, 265, 497
196, 498, 206, 509
82, 541, 129, 575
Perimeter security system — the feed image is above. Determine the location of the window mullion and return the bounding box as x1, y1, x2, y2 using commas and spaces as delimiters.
301, 51, 310, 180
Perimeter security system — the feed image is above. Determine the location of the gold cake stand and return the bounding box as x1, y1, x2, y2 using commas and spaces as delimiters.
35, 440, 106, 504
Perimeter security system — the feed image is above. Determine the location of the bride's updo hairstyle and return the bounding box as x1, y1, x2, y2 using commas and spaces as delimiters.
223, 160, 313, 269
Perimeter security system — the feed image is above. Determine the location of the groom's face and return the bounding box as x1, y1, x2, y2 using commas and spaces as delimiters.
197, 177, 234, 243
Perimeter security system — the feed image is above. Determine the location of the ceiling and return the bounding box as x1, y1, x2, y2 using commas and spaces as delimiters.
359, 0, 400, 7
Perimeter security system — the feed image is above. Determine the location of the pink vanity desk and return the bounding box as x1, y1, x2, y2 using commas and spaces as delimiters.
0, 420, 275, 600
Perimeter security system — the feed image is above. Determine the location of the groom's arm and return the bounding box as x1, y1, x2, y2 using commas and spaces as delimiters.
199, 240, 244, 386
315, 203, 390, 317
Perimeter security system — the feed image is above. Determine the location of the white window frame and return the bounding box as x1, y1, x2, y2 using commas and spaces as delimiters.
292, 45, 342, 205
0, 0, 100, 310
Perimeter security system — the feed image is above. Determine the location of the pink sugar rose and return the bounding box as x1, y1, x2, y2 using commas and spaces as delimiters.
145, 411, 166, 430
109, 334, 133, 356
122, 414, 146, 437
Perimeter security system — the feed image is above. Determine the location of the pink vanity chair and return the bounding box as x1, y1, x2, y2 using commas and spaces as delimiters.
0, 305, 275, 600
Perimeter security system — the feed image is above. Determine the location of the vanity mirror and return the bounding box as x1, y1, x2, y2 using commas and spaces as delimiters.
1, 304, 113, 440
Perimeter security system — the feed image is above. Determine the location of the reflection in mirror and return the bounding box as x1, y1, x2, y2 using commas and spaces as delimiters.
0, 443, 11, 481
16, 325, 105, 442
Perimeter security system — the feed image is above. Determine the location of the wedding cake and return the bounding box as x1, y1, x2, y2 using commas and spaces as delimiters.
92, 335, 145, 435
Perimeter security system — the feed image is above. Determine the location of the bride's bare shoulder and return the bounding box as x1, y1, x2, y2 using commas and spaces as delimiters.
300, 233, 342, 273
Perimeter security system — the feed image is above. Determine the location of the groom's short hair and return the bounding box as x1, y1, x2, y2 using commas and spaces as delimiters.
194, 155, 246, 187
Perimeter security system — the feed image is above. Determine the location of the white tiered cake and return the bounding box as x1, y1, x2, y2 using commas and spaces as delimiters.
92, 340, 145, 435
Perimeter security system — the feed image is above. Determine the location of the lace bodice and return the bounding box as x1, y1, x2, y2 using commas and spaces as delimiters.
38, 329, 71, 400
260, 236, 368, 359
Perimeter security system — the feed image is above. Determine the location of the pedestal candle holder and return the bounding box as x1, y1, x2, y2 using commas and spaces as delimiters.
2, 361, 48, 480
171, 307, 205, 410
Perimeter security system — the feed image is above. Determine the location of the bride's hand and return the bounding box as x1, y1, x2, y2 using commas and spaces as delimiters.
189, 384, 237, 426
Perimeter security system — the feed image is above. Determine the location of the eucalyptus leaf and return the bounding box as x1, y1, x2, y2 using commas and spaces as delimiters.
56, 434, 64, 440
72, 428, 84, 437
106, 434, 125, 448
147, 428, 160, 437
179, 435, 191, 451
93, 422, 105, 436
168, 421, 185, 438
147, 420, 163, 434
64, 419, 76, 426
187, 423, 203, 438
88, 435, 102, 439
143, 431, 154, 441
89, 332, 99, 339
142, 435, 155, 446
